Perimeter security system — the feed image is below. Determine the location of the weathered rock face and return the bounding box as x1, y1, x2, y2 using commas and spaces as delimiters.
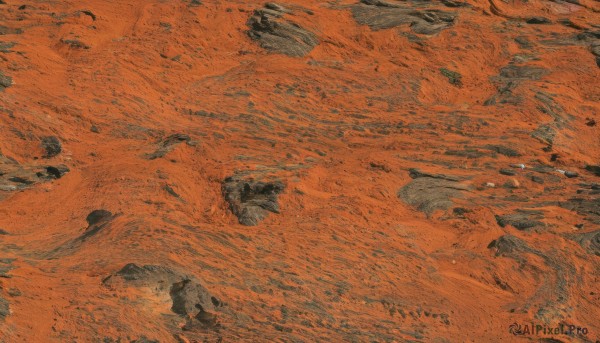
485, 65, 549, 106
0, 152, 69, 196
80, 209, 115, 240
41, 136, 62, 158
170, 279, 219, 325
495, 210, 545, 230
352, 0, 457, 35
247, 4, 318, 57
105, 263, 224, 328
222, 176, 285, 226
559, 197, 600, 224
487, 235, 577, 322
398, 169, 469, 216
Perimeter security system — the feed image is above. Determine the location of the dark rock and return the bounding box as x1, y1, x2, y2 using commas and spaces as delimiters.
487, 235, 530, 257
531, 175, 544, 184
145, 133, 192, 160
114, 263, 176, 282
369, 162, 391, 172
499, 169, 516, 176
265, 2, 290, 13
585, 165, 600, 176
495, 210, 545, 230
86, 209, 113, 226
352, 0, 457, 35
398, 171, 469, 217
41, 136, 62, 158
440, 68, 462, 86
222, 176, 285, 226
0, 71, 12, 91
79, 10, 96, 21
559, 197, 600, 224
531, 124, 556, 145
558, 19, 583, 30
170, 279, 218, 325
247, 4, 318, 57
408, 168, 459, 181
484, 144, 521, 157
81, 210, 114, 240
107, 263, 224, 325
564, 171, 579, 178
441, 0, 470, 7
453, 207, 471, 216
44, 165, 70, 179
515, 36, 532, 49
163, 184, 180, 198
526, 17, 551, 24
60, 39, 90, 49
8, 176, 34, 185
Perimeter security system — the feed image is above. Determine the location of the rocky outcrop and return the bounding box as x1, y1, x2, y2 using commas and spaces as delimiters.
0, 152, 69, 194
104, 263, 225, 328
247, 4, 318, 57
222, 176, 285, 226
79, 210, 115, 240
495, 210, 545, 230
41, 136, 62, 158
352, 0, 457, 35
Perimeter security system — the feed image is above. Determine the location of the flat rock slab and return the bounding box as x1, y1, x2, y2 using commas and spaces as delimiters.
495, 210, 545, 230
247, 4, 318, 57
398, 169, 469, 216
352, 0, 457, 35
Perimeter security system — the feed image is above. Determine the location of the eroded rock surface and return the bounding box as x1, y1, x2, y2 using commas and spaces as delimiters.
398, 169, 469, 216
247, 4, 318, 57
222, 176, 285, 226
352, 0, 457, 35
